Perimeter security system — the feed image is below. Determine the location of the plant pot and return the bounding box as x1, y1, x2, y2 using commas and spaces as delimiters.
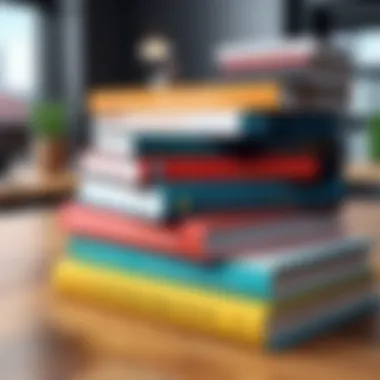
35, 138, 67, 175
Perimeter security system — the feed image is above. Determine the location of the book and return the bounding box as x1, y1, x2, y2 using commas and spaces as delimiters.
92, 110, 337, 136
80, 152, 321, 185
51, 297, 375, 354
91, 134, 257, 157
91, 112, 339, 156
92, 110, 269, 137
88, 80, 346, 118
88, 82, 280, 115
69, 236, 371, 301
216, 38, 319, 70
216, 37, 350, 79
53, 260, 374, 349
215, 38, 350, 111
60, 203, 341, 261
78, 179, 345, 221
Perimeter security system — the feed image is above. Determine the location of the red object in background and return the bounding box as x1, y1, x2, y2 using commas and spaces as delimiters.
81, 152, 321, 185
60, 203, 338, 262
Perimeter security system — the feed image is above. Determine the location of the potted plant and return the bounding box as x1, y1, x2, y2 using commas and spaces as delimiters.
30, 101, 67, 174
369, 114, 380, 163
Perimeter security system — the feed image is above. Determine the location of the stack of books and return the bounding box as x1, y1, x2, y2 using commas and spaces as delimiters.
215, 36, 351, 110
52, 39, 375, 351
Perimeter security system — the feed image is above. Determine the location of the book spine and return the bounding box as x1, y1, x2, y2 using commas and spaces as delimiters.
78, 179, 345, 221
88, 82, 281, 115
80, 153, 144, 184
69, 238, 272, 300
142, 155, 320, 182
53, 260, 269, 345
163, 180, 345, 219
60, 204, 204, 261
219, 54, 312, 73
78, 179, 165, 220
133, 136, 255, 157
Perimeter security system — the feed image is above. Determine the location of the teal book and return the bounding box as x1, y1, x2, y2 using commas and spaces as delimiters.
68, 236, 371, 301
125, 113, 339, 157
79, 179, 346, 221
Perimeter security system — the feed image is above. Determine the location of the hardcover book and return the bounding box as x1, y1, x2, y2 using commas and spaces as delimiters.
78, 179, 345, 221
60, 203, 342, 261
69, 236, 371, 301
91, 112, 339, 156
80, 152, 321, 185
53, 260, 374, 349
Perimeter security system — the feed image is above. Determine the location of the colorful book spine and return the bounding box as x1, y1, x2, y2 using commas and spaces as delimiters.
53, 260, 269, 346
69, 237, 371, 301
53, 260, 375, 349
52, 297, 375, 352
80, 153, 321, 184
60, 204, 342, 261
216, 38, 317, 72
88, 82, 281, 115
92, 111, 268, 137
79, 179, 345, 221
92, 113, 339, 157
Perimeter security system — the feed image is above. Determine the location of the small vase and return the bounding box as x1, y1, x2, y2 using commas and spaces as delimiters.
35, 138, 66, 175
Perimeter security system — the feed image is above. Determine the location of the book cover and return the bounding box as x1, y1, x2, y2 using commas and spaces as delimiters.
78, 179, 346, 221
69, 236, 371, 301
51, 296, 375, 352
91, 112, 339, 157
80, 152, 321, 185
216, 37, 350, 81
216, 37, 318, 71
60, 203, 342, 261
92, 110, 268, 137
88, 82, 280, 115
52, 260, 374, 349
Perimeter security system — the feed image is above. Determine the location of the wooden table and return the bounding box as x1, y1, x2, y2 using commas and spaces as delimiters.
0, 169, 75, 205
0, 202, 378, 380
345, 163, 380, 184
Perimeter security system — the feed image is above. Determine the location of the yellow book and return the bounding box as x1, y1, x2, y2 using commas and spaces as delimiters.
88, 82, 281, 115
53, 260, 269, 346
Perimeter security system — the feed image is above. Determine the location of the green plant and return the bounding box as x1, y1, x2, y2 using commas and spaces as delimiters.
369, 114, 380, 162
30, 102, 67, 139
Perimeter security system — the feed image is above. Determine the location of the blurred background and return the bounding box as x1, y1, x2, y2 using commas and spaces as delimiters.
0, 0, 379, 379
2, 0, 380, 197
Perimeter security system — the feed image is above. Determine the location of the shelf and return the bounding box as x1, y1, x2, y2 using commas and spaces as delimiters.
345, 163, 380, 184
0, 169, 75, 204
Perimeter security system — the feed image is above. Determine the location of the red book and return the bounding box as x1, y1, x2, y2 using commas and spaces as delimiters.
80, 152, 320, 184
60, 203, 340, 262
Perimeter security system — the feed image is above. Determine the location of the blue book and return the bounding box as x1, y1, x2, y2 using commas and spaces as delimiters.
79, 179, 346, 221
69, 236, 371, 301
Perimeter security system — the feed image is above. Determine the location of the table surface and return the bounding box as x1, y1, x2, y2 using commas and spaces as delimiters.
0, 168, 74, 203
0, 201, 378, 380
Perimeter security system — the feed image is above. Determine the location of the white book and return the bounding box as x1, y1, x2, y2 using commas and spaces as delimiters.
92, 110, 246, 135
79, 152, 141, 183
79, 178, 165, 220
